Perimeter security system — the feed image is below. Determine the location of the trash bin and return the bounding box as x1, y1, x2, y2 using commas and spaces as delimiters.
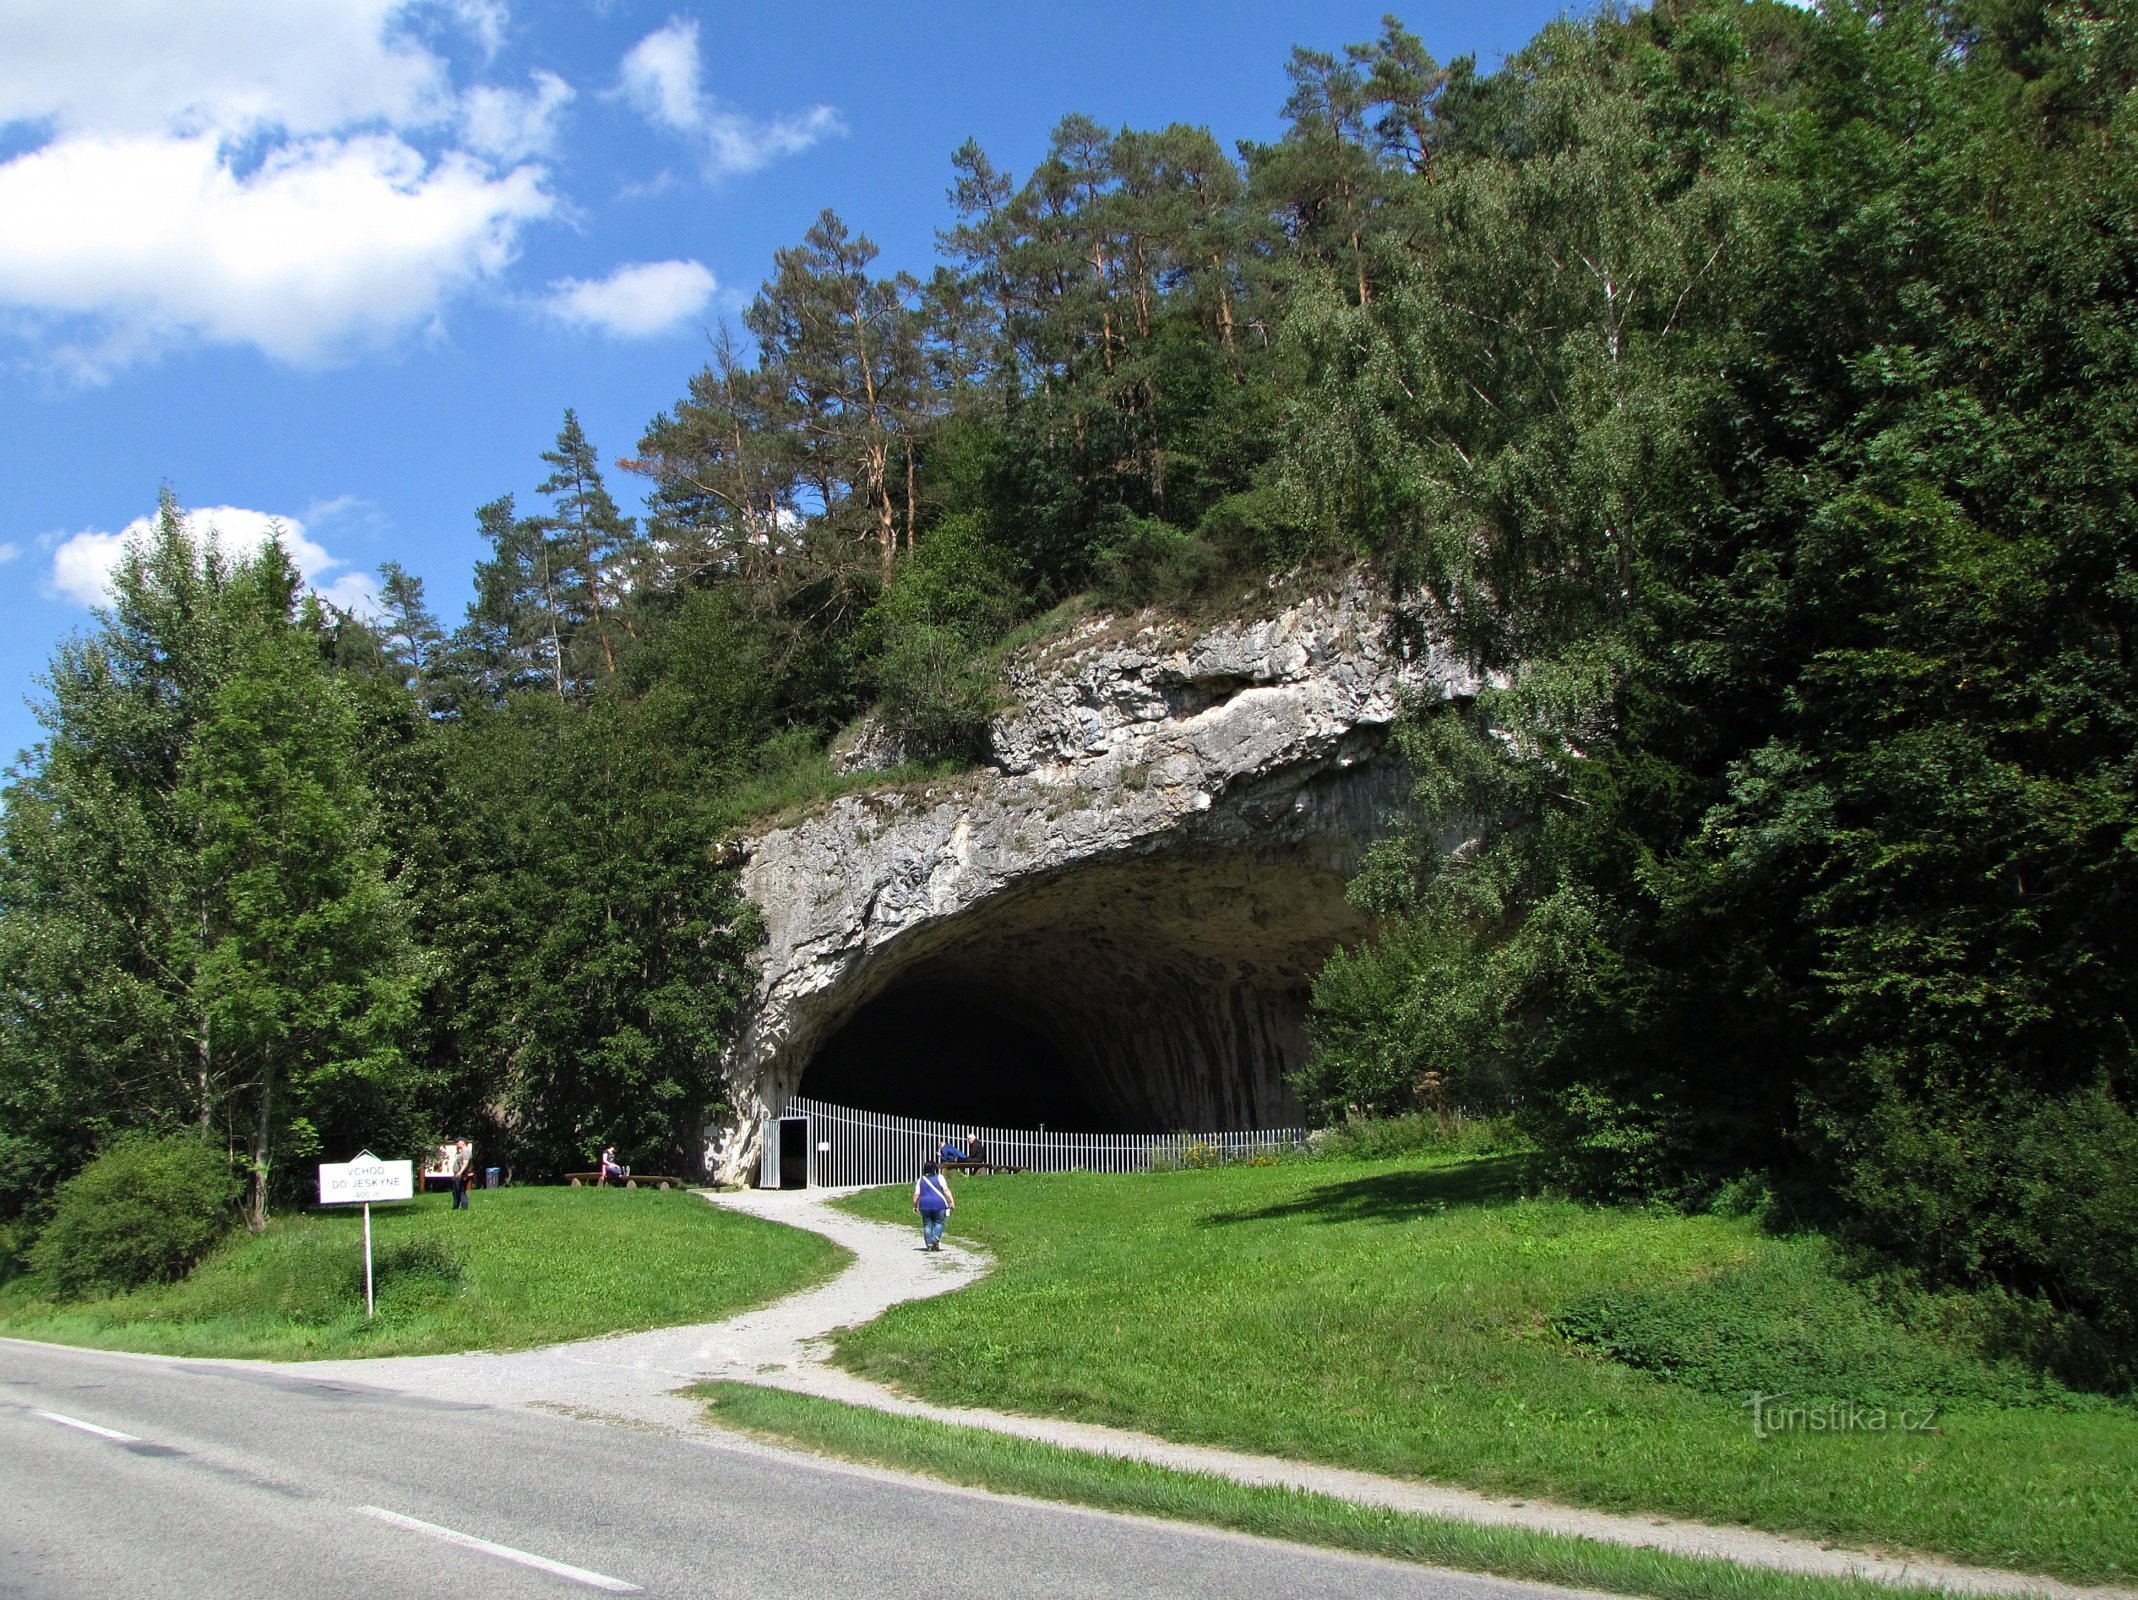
484, 1167, 500, 1189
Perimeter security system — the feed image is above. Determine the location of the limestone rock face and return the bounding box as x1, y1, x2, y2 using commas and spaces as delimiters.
705, 583, 1477, 1184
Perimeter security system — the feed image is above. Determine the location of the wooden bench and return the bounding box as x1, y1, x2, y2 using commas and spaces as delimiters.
564, 1172, 682, 1189
942, 1159, 1025, 1176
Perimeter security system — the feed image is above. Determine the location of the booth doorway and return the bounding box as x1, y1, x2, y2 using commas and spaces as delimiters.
777, 1116, 810, 1188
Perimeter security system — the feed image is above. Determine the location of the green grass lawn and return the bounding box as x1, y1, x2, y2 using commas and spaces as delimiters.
695, 1382, 1935, 1600
0, 1186, 847, 1360
834, 1159, 2138, 1585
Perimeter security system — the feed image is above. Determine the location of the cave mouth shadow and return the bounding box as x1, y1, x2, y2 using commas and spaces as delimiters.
1199, 1157, 1533, 1228
798, 982, 1121, 1131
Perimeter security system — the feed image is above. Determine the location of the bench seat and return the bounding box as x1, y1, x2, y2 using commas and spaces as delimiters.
564, 1172, 682, 1189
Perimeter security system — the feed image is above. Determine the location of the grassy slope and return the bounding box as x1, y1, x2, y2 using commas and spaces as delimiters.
0, 1187, 847, 1360
834, 1160, 2137, 1584
696, 1381, 1936, 1600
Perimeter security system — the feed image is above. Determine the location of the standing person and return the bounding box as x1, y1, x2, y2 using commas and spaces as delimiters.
449, 1137, 473, 1210
912, 1162, 954, 1252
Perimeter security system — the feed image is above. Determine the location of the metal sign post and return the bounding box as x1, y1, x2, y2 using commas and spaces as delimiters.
318, 1151, 414, 1320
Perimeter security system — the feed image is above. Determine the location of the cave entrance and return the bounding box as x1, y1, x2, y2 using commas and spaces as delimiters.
787, 854, 1373, 1137
799, 983, 1110, 1130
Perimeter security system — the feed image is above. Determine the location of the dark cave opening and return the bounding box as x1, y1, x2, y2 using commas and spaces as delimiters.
799, 983, 1112, 1131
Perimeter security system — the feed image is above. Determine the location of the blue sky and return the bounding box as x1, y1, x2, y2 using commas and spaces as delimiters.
0, 0, 1567, 766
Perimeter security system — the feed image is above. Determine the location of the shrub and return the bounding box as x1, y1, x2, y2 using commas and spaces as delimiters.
1554, 1248, 2084, 1412
1830, 1079, 2138, 1394
868, 515, 1021, 762
1147, 1137, 1303, 1174
29, 1134, 238, 1298
1312, 1110, 1521, 1162
1090, 515, 1223, 612
0, 1218, 30, 1290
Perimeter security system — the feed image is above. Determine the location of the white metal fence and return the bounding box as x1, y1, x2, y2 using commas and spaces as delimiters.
759, 1095, 1307, 1188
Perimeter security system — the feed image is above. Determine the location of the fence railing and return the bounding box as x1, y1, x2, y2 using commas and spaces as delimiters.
760, 1095, 1307, 1189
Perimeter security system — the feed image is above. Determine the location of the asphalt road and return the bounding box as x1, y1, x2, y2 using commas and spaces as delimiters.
1, 1339, 1583, 1600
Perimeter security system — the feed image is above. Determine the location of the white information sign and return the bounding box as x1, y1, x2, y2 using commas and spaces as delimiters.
318, 1155, 414, 1205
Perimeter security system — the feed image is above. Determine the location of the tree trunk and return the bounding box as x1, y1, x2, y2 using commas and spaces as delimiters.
903, 435, 918, 552
196, 1013, 213, 1135
248, 1070, 272, 1233
539, 547, 565, 697
578, 524, 619, 676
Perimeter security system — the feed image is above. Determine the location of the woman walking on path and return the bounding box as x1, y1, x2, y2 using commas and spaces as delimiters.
912, 1162, 954, 1252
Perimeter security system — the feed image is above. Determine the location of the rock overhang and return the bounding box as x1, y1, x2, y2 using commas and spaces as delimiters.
704, 582, 1477, 1183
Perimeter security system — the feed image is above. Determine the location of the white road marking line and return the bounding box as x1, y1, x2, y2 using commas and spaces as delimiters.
356, 1506, 642, 1593
34, 1410, 140, 1443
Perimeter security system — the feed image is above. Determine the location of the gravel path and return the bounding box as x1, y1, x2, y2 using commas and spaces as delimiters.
247, 1184, 986, 1432
693, 1190, 2126, 1600
53, 1185, 2125, 1598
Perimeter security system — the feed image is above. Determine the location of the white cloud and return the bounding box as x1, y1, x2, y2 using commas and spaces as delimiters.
0, 1, 558, 373
313, 569, 385, 615
618, 19, 843, 176
446, 0, 510, 59
0, 541, 20, 565
49, 529, 134, 609
619, 21, 702, 134
48, 505, 378, 616
0, 0, 475, 140
543, 259, 714, 338
0, 132, 551, 370
462, 69, 573, 161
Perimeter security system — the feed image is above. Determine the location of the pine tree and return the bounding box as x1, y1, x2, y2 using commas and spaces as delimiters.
376, 560, 444, 700
536, 410, 639, 679
746, 210, 928, 575
465, 493, 569, 697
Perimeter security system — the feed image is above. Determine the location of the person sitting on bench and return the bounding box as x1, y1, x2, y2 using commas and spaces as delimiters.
965, 1133, 988, 1166
938, 1136, 967, 1164
598, 1145, 625, 1186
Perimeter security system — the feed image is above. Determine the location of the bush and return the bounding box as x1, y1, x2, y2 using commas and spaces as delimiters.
0, 1218, 30, 1290
1090, 515, 1223, 612
1147, 1137, 1302, 1173
1830, 1080, 2138, 1394
1311, 1111, 1521, 1162
30, 1134, 238, 1298
868, 515, 1021, 762
1554, 1248, 2084, 1412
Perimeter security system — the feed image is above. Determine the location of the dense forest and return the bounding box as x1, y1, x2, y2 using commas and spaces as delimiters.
2, 1, 2132, 1377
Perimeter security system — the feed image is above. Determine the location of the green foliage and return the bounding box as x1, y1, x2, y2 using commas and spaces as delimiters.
864, 514, 1020, 761
1555, 1250, 2079, 1412
405, 688, 757, 1180
1287, 0, 2138, 1365
1089, 516, 1224, 614
1832, 1083, 2138, 1392
1308, 1111, 1520, 1162
8, 2, 2133, 1395
29, 1135, 237, 1298
0, 505, 423, 1226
